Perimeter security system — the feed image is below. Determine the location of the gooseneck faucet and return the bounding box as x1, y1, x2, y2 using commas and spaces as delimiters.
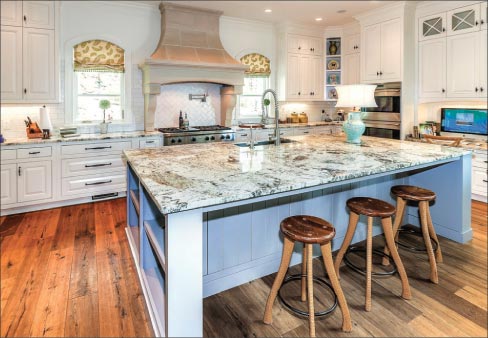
261, 89, 280, 146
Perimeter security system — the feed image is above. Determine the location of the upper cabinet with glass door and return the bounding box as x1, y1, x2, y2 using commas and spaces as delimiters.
419, 13, 446, 41
447, 3, 481, 36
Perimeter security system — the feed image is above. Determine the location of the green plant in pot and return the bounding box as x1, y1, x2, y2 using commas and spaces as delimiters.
99, 99, 111, 134
262, 98, 271, 124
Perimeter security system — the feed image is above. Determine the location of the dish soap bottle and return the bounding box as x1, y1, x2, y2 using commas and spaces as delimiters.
179, 110, 184, 128
183, 113, 189, 129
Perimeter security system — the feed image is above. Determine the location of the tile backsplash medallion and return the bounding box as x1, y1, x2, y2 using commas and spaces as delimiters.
154, 83, 222, 128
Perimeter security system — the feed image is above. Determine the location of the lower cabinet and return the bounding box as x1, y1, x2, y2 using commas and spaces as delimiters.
472, 150, 487, 201
18, 160, 52, 202
1, 164, 17, 205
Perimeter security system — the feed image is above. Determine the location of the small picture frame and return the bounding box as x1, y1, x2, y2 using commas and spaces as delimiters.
419, 123, 433, 135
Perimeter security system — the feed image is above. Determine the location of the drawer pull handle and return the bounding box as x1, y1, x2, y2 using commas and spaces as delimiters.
18, 166, 21, 176
240, 133, 248, 137
483, 180, 488, 183
85, 146, 112, 150
28, 151, 41, 155
145, 140, 155, 144
85, 162, 112, 168
303, 131, 309, 134
85, 180, 112, 186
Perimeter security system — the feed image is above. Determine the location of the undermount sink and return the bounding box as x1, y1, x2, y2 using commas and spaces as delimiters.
234, 138, 297, 147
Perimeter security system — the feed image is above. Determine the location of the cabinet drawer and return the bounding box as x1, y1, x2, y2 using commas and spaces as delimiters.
472, 169, 487, 195
1, 149, 16, 161
472, 151, 488, 169
61, 141, 132, 156
62, 155, 125, 177
293, 128, 313, 136
61, 173, 126, 197
17, 146, 52, 159
140, 138, 161, 148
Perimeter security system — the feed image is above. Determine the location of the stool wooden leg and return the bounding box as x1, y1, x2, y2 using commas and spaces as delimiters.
419, 201, 439, 284
383, 197, 406, 266
365, 216, 373, 311
320, 242, 352, 332
301, 243, 308, 302
425, 202, 443, 263
334, 211, 360, 279
306, 244, 316, 337
263, 236, 295, 324
381, 216, 412, 300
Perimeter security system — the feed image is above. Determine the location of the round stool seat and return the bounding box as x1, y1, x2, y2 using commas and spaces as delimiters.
280, 215, 335, 244
391, 185, 436, 201
346, 197, 395, 217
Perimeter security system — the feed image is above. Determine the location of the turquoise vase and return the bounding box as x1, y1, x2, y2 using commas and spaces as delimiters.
343, 111, 365, 144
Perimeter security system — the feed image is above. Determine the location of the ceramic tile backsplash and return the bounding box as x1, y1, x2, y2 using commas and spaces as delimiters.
154, 83, 222, 128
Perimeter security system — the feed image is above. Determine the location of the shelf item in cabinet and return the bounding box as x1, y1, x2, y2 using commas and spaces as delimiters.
326, 86, 338, 100
326, 72, 341, 85
326, 38, 341, 56
130, 189, 140, 216
327, 58, 341, 70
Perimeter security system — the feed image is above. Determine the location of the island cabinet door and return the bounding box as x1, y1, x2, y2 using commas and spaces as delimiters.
206, 206, 252, 274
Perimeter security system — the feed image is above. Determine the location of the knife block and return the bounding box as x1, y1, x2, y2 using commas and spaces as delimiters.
26, 122, 43, 139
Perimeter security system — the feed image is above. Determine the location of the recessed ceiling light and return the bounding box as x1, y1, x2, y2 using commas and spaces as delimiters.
315, 17, 323, 21
337, 9, 347, 14
264, 9, 272, 13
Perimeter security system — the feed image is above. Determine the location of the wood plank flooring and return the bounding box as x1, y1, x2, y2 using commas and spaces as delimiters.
1, 199, 486, 337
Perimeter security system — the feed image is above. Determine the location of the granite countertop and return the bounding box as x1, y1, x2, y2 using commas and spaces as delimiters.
124, 134, 469, 215
233, 121, 343, 131
405, 136, 488, 152
0, 131, 161, 146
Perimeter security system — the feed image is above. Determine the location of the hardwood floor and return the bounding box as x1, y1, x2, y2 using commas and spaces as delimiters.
1, 199, 486, 337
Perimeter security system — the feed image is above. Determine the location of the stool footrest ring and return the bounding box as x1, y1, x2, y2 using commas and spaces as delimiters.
396, 226, 439, 252
344, 246, 398, 276
277, 273, 338, 318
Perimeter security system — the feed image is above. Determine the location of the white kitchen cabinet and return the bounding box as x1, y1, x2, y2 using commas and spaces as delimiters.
0, 25, 23, 100
361, 18, 402, 83
343, 53, 360, 85
479, 29, 487, 96
446, 32, 479, 98
419, 38, 446, 98
1, 164, 17, 205
447, 3, 481, 36
344, 33, 360, 54
286, 54, 301, 100
472, 150, 487, 202
1, 1, 23, 26
22, 28, 56, 100
18, 160, 52, 203
419, 13, 446, 41
309, 55, 323, 99
481, 1, 487, 30
23, 1, 54, 29
287, 34, 322, 56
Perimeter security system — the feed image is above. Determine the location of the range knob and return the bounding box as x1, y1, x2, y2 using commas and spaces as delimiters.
210, 136, 215, 140
177, 138, 182, 143
205, 136, 210, 141
191, 137, 197, 142
220, 135, 225, 140
171, 139, 176, 144
226, 135, 231, 139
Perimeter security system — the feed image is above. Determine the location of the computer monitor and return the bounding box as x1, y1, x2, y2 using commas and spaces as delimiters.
441, 108, 487, 136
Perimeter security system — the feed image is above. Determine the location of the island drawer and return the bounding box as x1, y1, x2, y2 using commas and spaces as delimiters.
293, 127, 313, 136
17, 146, 52, 159
61, 141, 132, 156
61, 173, 126, 197
1, 149, 16, 161
62, 155, 125, 177
140, 138, 161, 148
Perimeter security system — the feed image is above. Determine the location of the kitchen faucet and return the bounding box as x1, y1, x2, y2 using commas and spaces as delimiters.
261, 89, 280, 146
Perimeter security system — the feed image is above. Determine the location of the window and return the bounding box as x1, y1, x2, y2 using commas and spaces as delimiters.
237, 53, 271, 119
72, 40, 125, 123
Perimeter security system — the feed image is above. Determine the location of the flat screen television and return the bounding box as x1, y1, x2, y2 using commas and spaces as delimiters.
441, 108, 487, 136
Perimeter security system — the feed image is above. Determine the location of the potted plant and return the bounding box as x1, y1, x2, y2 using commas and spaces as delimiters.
99, 99, 111, 134
262, 98, 271, 124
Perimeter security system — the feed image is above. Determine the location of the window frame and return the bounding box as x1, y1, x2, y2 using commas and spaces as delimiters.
236, 75, 270, 120
64, 36, 132, 126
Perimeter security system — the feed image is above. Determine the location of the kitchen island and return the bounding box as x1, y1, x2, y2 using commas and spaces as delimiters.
123, 134, 471, 337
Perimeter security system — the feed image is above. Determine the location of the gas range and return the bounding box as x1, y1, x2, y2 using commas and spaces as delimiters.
158, 125, 235, 146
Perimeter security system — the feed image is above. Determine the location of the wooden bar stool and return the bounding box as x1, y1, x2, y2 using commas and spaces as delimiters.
334, 197, 412, 311
384, 185, 443, 284
263, 215, 352, 337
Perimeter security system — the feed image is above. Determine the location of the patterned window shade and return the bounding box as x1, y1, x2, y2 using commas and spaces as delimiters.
73, 40, 125, 72
240, 53, 271, 77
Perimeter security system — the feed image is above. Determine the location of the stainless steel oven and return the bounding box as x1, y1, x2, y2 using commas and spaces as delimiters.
361, 82, 401, 139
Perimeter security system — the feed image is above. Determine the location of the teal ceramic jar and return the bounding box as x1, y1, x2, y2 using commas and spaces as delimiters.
343, 112, 365, 144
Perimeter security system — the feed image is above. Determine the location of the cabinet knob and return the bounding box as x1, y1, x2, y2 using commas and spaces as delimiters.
23, 15, 26, 22
442, 27, 446, 32
442, 88, 445, 93
24, 88, 27, 94
481, 20, 485, 25
298, 91, 301, 95
298, 46, 301, 50
480, 87, 484, 92
379, 71, 383, 76
475, 87, 479, 92
18, 167, 21, 176
377, 71, 379, 76
475, 21, 479, 26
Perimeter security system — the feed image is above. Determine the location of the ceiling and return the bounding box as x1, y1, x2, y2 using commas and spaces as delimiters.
139, 1, 396, 27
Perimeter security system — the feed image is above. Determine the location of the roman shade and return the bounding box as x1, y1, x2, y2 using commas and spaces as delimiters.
240, 53, 270, 77
73, 40, 125, 72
